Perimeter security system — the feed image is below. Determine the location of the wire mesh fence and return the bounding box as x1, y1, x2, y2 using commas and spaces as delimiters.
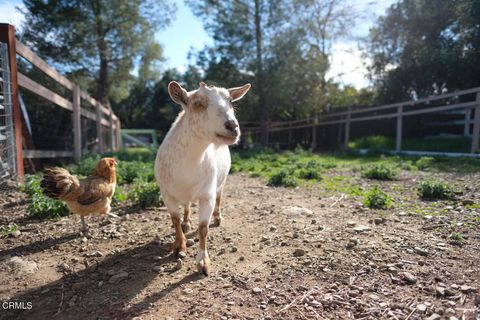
0, 42, 17, 189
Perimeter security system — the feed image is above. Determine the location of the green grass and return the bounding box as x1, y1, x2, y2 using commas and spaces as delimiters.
0, 223, 19, 238
363, 186, 393, 209
348, 135, 474, 154
418, 179, 456, 200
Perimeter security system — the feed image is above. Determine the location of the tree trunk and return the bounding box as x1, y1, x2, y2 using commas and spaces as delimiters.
255, 0, 268, 146
97, 41, 109, 105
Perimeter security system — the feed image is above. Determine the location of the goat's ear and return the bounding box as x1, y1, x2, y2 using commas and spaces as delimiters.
228, 84, 251, 102
168, 81, 189, 106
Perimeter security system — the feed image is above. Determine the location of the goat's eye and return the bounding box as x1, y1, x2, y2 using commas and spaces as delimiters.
194, 101, 206, 109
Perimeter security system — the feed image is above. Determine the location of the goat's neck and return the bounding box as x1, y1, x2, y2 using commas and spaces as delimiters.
174, 115, 211, 161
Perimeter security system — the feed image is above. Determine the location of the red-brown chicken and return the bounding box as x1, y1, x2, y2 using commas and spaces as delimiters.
40, 158, 117, 234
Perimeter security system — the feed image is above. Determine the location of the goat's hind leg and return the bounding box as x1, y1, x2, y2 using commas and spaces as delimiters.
165, 198, 187, 255
181, 202, 192, 233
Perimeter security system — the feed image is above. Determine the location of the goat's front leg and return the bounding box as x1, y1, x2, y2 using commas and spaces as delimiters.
181, 202, 192, 233
197, 197, 215, 276
212, 189, 223, 227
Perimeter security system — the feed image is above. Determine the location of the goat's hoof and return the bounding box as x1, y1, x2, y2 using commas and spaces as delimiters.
212, 216, 222, 227
181, 221, 192, 233
197, 257, 210, 276
172, 241, 187, 256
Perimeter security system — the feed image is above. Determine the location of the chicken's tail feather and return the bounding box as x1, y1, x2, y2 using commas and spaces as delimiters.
41, 167, 80, 201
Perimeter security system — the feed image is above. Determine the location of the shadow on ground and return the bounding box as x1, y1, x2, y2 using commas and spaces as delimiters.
1, 240, 202, 320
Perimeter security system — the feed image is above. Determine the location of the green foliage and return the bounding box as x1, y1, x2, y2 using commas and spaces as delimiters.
105, 148, 156, 162
21, 175, 70, 219
450, 232, 463, 242
267, 170, 299, 188
0, 223, 19, 238
128, 181, 163, 209
116, 161, 154, 185
348, 135, 393, 151
367, 0, 480, 102
363, 186, 393, 209
362, 164, 398, 180
112, 187, 127, 207
418, 180, 455, 200
415, 157, 435, 170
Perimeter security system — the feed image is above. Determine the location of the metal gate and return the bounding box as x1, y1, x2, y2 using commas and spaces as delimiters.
0, 42, 17, 187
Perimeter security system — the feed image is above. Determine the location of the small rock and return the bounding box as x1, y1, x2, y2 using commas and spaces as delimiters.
108, 271, 129, 284
462, 199, 475, 206
426, 314, 441, 320
282, 206, 313, 215
174, 259, 183, 270
293, 249, 306, 257
252, 287, 262, 294
11, 230, 21, 237
186, 239, 195, 247
398, 211, 407, 216
270, 225, 277, 231
459, 285, 477, 293
414, 247, 428, 256
5, 256, 38, 274
417, 304, 427, 312
182, 288, 193, 295
436, 286, 445, 297
177, 251, 187, 259
353, 226, 371, 233
231, 246, 238, 253
261, 235, 269, 242
374, 217, 385, 225
402, 272, 417, 284
347, 221, 357, 227
239, 256, 245, 261
152, 266, 164, 272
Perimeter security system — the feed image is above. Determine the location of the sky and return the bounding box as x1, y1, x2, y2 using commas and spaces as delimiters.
0, 0, 396, 89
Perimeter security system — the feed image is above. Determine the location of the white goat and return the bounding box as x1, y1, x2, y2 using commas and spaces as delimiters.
154, 81, 251, 275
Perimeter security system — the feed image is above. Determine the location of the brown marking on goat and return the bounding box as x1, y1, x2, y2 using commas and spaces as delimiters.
198, 221, 209, 251
213, 190, 223, 226
181, 203, 192, 233
171, 214, 187, 254
189, 91, 209, 113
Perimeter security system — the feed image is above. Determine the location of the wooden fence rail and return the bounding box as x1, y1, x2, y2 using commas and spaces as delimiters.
0, 23, 121, 180
245, 86, 480, 154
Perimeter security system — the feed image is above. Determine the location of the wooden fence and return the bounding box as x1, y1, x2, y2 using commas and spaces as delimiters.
0, 24, 121, 181
244, 86, 480, 154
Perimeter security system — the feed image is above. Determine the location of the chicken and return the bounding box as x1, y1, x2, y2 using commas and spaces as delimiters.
40, 157, 117, 234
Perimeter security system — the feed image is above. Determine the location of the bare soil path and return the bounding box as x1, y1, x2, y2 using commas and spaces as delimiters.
0, 172, 479, 319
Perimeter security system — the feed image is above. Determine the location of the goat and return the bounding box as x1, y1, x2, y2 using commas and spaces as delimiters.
154, 81, 251, 275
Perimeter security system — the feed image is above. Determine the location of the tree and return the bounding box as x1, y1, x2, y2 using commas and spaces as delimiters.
20, 0, 175, 104
366, 0, 480, 103
187, 0, 290, 145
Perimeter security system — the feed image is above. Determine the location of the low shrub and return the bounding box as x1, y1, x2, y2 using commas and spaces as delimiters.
128, 181, 163, 209
363, 186, 393, 209
0, 223, 19, 238
21, 175, 70, 219
418, 179, 455, 200
362, 164, 398, 180
415, 156, 435, 170
267, 170, 298, 188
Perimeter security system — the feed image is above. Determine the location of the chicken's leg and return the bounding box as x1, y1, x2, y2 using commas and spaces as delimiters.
80, 216, 89, 235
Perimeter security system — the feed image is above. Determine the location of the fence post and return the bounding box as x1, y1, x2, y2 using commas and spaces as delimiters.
96, 102, 104, 153
0, 24, 24, 182
396, 105, 403, 152
464, 109, 471, 137
72, 85, 81, 160
116, 119, 122, 150
288, 121, 292, 148
471, 92, 480, 153
109, 108, 114, 152
344, 106, 351, 147
311, 117, 317, 150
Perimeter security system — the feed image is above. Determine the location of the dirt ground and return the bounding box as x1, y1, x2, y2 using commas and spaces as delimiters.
0, 170, 479, 320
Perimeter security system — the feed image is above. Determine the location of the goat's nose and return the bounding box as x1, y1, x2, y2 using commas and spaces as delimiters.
224, 120, 238, 132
